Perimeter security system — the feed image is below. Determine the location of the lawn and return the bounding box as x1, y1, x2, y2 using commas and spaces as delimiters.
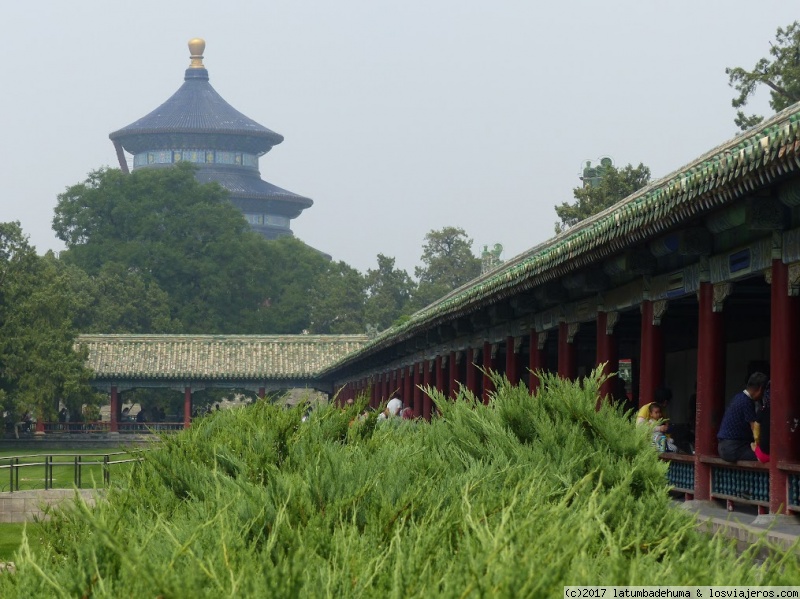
0, 522, 44, 562
0, 449, 141, 492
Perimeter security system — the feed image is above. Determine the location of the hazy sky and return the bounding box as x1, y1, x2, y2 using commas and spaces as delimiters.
2, 1, 797, 275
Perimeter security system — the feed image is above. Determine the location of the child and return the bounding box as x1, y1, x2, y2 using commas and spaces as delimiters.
647, 404, 677, 452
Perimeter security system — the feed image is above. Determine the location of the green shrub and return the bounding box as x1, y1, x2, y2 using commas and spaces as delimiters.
0, 369, 796, 597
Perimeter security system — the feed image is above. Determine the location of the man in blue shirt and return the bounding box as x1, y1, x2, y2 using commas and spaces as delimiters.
717, 372, 768, 462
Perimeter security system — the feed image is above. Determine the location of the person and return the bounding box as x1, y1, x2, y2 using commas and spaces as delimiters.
613, 379, 636, 414
717, 372, 767, 462
635, 387, 672, 428
301, 401, 312, 422
14, 411, 32, 439
136, 408, 146, 423
752, 381, 770, 463
377, 397, 403, 422
644, 403, 677, 452
400, 407, 414, 420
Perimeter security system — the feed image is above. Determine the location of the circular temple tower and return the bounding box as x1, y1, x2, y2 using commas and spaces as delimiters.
109, 38, 312, 240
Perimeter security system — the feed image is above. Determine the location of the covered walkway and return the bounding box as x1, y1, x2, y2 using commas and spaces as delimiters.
322, 102, 800, 515
77, 334, 368, 430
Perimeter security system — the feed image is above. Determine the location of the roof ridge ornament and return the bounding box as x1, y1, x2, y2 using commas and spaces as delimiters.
188, 38, 206, 69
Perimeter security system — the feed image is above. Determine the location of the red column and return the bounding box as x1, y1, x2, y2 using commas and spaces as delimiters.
110, 386, 119, 433
694, 282, 726, 500
465, 347, 479, 398
258, 387, 266, 399
435, 355, 445, 397
639, 301, 664, 408
506, 336, 519, 385
482, 341, 494, 404
449, 351, 459, 399
183, 387, 192, 429
413, 362, 423, 418
422, 360, 433, 420
770, 260, 800, 513
382, 373, 389, 404
529, 330, 545, 394
397, 369, 403, 397
596, 312, 619, 402
334, 385, 343, 407
401, 367, 409, 408
557, 322, 576, 380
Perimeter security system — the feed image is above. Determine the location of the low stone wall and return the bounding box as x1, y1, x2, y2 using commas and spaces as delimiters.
0, 489, 100, 523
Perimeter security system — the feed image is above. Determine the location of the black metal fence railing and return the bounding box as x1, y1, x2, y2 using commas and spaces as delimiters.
118, 422, 184, 433
42, 422, 184, 434
0, 452, 144, 492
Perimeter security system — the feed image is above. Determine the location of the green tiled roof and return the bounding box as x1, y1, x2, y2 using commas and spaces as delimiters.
324, 102, 800, 374
77, 334, 369, 381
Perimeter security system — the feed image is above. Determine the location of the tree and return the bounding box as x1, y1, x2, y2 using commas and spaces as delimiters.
364, 254, 415, 331
65, 262, 176, 334
0, 223, 96, 422
413, 227, 481, 308
255, 237, 330, 334
53, 165, 289, 333
553, 163, 651, 233
726, 21, 800, 130
308, 261, 366, 334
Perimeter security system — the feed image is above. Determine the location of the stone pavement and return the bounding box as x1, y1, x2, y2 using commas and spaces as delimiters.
0, 489, 99, 523
678, 499, 800, 552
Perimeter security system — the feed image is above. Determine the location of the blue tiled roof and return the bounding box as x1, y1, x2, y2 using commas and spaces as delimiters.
109, 68, 284, 155
195, 168, 313, 208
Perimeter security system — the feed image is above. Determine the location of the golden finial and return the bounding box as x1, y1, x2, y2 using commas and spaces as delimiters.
188, 38, 206, 69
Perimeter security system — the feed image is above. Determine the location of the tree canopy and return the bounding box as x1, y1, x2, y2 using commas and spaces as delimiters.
553, 163, 651, 233
255, 237, 330, 334
66, 262, 176, 334
53, 165, 333, 334
0, 223, 95, 421
364, 254, 415, 331
413, 227, 481, 308
308, 261, 366, 334
726, 21, 800, 131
